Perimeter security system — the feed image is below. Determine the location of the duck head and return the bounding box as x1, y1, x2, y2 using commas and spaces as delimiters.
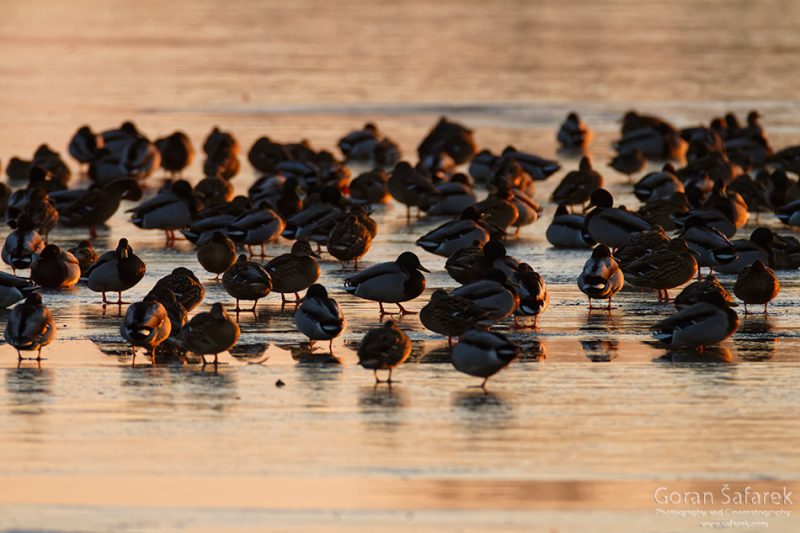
116, 238, 132, 259
591, 244, 614, 260
396, 252, 429, 273
210, 302, 229, 320
39, 244, 61, 260
292, 239, 320, 258
306, 283, 329, 299
750, 227, 774, 248
24, 293, 43, 307
482, 240, 507, 261
171, 267, 199, 281
579, 156, 593, 172
590, 188, 614, 209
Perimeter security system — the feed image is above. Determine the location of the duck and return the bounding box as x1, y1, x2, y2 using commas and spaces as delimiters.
585, 189, 651, 249
427, 173, 476, 216
388, 161, 440, 221
772, 233, 800, 270
636, 192, 691, 230
203, 127, 240, 180
344, 251, 429, 315
577, 245, 625, 310
557, 112, 593, 150
2, 214, 45, 274
674, 274, 734, 310
4, 293, 56, 363
349, 168, 390, 204
444, 239, 514, 284
0, 272, 38, 308
476, 181, 522, 234
128, 179, 199, 244
499, 146, 560, 181
265, 239, 321, 305
677, 216, 737, 277
511, 263, 549, 329
121, 296, 172, 366
182, 302, 241, 367
416, 206, 491, 257
30, 245, 81, 289
769, 145, 800, 175
417, 116, 477, 170
451, 329, 520, 390
154, 131, 194, 177
622, 239, 698, 302
551, 156, 603, 208
152, 267, 205, 312
545, 205, 594, 249
68, 125, 104, 171
55, 178, 143, 239
86, 238, 147, 305
120, 136, 161, 181
715, 227, 774, 275
357, 320, 412, 383
294, 284, 345, 353
282, 187, 344, 245
608, 149, 646, 177
247, 136, 290, 174
146, 286, 187, 341
733, 260, 780, 315
194, 175, 234, 207
181, 195, 252, 244
6, 169, 59, 239
633, 164, 684, 202
775, 197, 800, 228
509, 187, 542, 237
196, 231, 237, 280
222, 254, 273, 312
420, 289, 492, 346
338, 123, 402, 165
652, 292, 738, 350
325, 211, 372, 270
450, 269, 519, 323
227, 204, 285, 258
614, 226, 670, 266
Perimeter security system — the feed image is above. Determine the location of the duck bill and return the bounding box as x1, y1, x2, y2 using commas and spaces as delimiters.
418, 265, 431, 273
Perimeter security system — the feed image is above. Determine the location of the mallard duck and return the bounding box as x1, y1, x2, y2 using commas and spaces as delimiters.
614, 226, 670, 266
427, 174, 476, 216
510, 188, 542, 237
152, 267, 205, 312
733, 260, 780, 315
227, 205, 285, 258
772, 233, 800, 270
511, 263, 549, 329
622, 239, 698, 302
552, 156, 603, 208
417, 116, 476, 169
2, 214, 44, 274
716, 227, 774, 275
350, 168, 390, 204
120, 137, 161, 181
327, 211, 373, 269
678, 216, 737, 277
608, 149, 646, 177
499, 146, 560, 181
615, 112, 687, 161
247, 136, 290, 174
557, 112, 593, 150
28, 144, 72, 190
146, 286, 187, 340
6, 170, 59, 239
56, 178, 142, 239
30, 245, 81, 289
444, 239, 512, 284
636, 192, 691, 230
674, 274, 733, 310
451, 329, 520, 390
357, 320, 412, 383
388, 161, 440, 221
222, 254, 272, 312
182, 302, 240, 367
128, 179, 199, 244
545, 205, 594, 249
194, 176, 234, 207
0, 271, 37, 308
674, 206, 737, 240
86, 238, 146, 304
68, 125, 103, 170
265, 239, 321, 305
769, 145, 800, 175
121, 296, 172, 366
420, 289, 492, 345
416, 206, 491, 257
4, 293, 56, 363
282, 188, 344, 245
154, 131, 194, 177
585, 189, 651, 249
338, 123, 401, 165
181, 196, 252, 244
450, 270, 519, 323
196, 231, 237, 280
203, 127, 240, 180
577, 245, 624, 310
633, 164, 684, 202
494, 158, 536, 196
652, 292, 738, 350
344, 251, 429, 315
476, 179, 519, 233
294, 284, 345, 353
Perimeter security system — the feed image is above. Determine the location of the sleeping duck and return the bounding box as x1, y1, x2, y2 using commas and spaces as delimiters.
155, 131, 194, 177
451, 329, 520, 390
416, 206, 491, 258
294, 284, 346, 353
121, 295, 172, 366
86, 238, 146, 305
652, 291, 738, 350
5, 293, 56, 363
344, 252, 429, 315
577, 245, 625, 311
222, 254, 272, 312
2, 214, 45, 275
54, 178, 142, 239
265, 239, 321, 305
182, 302, 240, 367
357, 320, 412, 383
30, 245, 81, 289
128, 179, 200, 244
0, 271, 38, 309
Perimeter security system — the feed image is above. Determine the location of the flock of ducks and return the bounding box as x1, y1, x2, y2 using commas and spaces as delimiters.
0, 109, 794, 389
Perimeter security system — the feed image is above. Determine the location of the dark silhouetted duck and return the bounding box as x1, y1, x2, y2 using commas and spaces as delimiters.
152, 267, 205, 312
338, 123, 401, 166
196, 231, 237, 280
428, 173, 476, 216
349, 168, 390, 204
68, 125, 104, 172
265, 239, 321, 305
247, 136, 290, 174
716, 227, 774, 275
652, 292, 738, 350
511, 263, 549, 329
327, 211, 373, 269
678, 216, 737, 277
30, 245, 81, 289
128, 179, 199, 244
55, 178, 142, 239
451, 329, 519, 390
121, 296, 172, 366
294, 284, 346, 353
86, 238, 146, 304
733, 260, 780, 315
585, 189, 651, 249
344, 251, 428, 315
222, 254, 272, 312
608, 149, 646, 177
552, 156, 603, 208
577, 245, 624, 310
633, 164, 684, 202
674, 274, 733, 310
388, 161, 440, 221
417, 116, 476, 170
155, 131, 194, 177
357, 320, 412, 383
416, 206, 491, 257
182, 302, 240, 367
2, 214, 44, 274
227, 204, 285, 258
622, 239, 698, 302
545, 205, 594, 249
557, 112, 593, 150
5, 293, 56, 363
420, 289, 491, 346
0, 272, 38, 309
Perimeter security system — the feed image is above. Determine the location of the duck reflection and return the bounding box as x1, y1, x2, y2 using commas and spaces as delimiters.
653, 345, 733, 364
229, 342, 270, 361
5, 367, 54, 412
358, 385, 408, 433
119, 365, 237, 411
581, 338, 619, 362
517, 336, 547, 362
734, 318, 778, 362
580, 309, 622, 334
453, 389, 513, 431
417, 344, 452, 364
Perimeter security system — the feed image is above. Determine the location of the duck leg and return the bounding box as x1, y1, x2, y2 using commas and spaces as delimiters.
373, 369, 380, 384
387, 368, 394, 384
131, 348, 137, 368
328, 339, 334, 354
764, 303, 769, 316
480, 377, 489, 393
396, 303, 416, 315
150, 347, 156, 366
200, 354, 207, 367
378, 302, 387, 317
